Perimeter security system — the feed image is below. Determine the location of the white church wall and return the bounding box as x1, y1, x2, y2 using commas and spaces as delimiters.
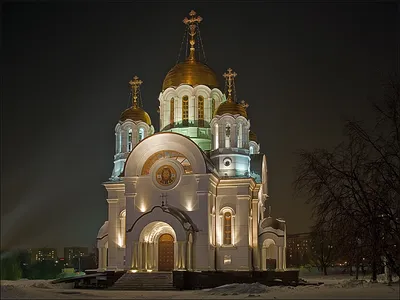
214, 180, 254, 271
103, 182, 126, 270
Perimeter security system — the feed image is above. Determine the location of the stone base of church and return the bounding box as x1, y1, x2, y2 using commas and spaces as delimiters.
172, 270, 300, 290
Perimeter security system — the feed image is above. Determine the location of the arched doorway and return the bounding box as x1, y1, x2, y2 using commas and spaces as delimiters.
137, 221, 177, 271
158, 234, 174, 271
261, 238, 277, 270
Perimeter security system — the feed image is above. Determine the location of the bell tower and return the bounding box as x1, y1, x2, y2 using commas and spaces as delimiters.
110, 75, 155, 180
210, 68, 251, 177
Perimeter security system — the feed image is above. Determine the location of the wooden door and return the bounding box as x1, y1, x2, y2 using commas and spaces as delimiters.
158, 234, 174, 271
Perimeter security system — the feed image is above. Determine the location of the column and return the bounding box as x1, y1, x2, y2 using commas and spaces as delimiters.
187, 241, 192, 270
189, 95, 195, 124
144, 242, 148, 270
276, 246, 280, 270
252, 200, 260, 270
148, 243, 154, 270
231, 123, 237, 148
180, 242, 186, 269
160, 98, 165, 130
174, 242, 178, 270
131, 242, 138, 269
107, 198, 119, 269
138, 242, 143, 271
98, 248, 105, 269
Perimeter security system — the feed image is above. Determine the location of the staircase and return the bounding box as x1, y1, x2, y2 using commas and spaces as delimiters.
109, 272, 175, 290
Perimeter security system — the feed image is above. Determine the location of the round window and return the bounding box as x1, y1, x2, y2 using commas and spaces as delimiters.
223, 157, 232, 167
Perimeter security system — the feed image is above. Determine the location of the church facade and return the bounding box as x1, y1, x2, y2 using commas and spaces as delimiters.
96, 10, 287, 273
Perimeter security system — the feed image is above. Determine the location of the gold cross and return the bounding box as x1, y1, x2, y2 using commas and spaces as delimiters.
223, 68, 237, 101
129, 75, 143, 108
240, 100, 249, 109
183, 10, 203, 60
183, 10, 203, 26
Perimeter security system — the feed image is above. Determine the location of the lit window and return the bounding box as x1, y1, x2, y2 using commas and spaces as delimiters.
128, 128, 133, 151
223, 212, 232, 245
249, 146, 254, 154
139, 128, 144, 141
182, 96, 189, 126
170, 98, 174, 127
198, 96, 204, 127
225, 124, 231, 148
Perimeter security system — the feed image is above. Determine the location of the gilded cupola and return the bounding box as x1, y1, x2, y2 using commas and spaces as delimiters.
120, 76, 152, 125
249, 130, 258, 143
162, 10, 219, 91
214, 68, 248, 118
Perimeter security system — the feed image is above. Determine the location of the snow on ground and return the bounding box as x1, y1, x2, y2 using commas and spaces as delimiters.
1, 275, 399, 299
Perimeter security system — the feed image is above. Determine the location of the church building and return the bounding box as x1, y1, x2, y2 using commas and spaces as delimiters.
96, 10, 287, 273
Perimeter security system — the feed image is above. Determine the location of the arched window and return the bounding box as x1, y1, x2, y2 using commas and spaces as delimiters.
182, 96, 189, 126
198, 96, 204, 127
237, 123, 243, 148
214, 123, 219, 149
223, 212, 232, 245
211, 98, 215, 117
139, 128, 144, 141
225, 124, 231, 148
170, 98, 174, 127
128, 128, 133, 151
119, 209, 126, 247
249, 145, 254, 155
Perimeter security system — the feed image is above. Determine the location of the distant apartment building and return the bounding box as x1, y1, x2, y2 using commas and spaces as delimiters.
64, 247, 89, 266
30, 248, 57, 262
286, 233, 313, 267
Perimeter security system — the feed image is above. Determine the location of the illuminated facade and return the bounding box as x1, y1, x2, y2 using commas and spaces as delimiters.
97, 10, 287, 272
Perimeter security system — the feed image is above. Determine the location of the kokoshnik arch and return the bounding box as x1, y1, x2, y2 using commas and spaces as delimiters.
96, 10, 287, 273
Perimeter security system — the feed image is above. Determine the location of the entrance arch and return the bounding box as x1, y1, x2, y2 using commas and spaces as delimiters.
138, 221, 177, 271
261, 238, 277, 270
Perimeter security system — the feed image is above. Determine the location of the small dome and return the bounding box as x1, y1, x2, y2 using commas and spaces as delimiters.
214, 101, 248, 118
249, 131, 258, 143
97, 221, 108, 238
162, 60, 219, 91
260, 217, 282, 230
120, 107, 152, 125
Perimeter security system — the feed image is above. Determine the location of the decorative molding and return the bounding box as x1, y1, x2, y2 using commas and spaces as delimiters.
107, 198, 119, 204
124, 192, 137, 198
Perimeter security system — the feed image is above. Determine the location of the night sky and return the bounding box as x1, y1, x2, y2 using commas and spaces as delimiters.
1, 2, 398, 250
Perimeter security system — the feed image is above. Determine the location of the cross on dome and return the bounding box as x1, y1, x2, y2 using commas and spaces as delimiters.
183, 10, 203, 26
223, 68, 237, 102
129, 75, 143, 108
183, 10, 203, 61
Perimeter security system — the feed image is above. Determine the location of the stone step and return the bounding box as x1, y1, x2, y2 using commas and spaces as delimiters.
110, 272, 175, 290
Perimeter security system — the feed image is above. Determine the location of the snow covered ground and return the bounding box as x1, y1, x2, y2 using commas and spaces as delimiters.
1, 274, 399, 299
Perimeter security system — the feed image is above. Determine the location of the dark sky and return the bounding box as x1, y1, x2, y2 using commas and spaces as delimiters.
1, 2, 398, 250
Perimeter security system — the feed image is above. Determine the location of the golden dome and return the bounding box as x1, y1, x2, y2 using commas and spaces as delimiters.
162, 60, 219, 91
214, 101, 248, 118
249, 131, 258, 143
120, 107, 152, 125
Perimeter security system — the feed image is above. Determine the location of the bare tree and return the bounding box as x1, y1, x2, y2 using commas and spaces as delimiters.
294, 75, 400, 279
